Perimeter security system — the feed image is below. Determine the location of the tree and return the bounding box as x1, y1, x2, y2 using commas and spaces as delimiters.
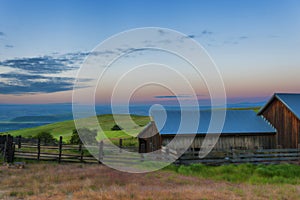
111, 124, 123, 131
69, 129, 82, 145
34, 132, 56, 144
71, 128, 97, 145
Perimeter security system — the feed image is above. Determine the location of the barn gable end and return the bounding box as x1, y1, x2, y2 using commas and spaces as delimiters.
258, 93, 300, 148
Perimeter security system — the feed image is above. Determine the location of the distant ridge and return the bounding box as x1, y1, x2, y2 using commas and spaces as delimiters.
10, 116, 59, 122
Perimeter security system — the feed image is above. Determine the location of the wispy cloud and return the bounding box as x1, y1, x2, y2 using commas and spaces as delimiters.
5, 44, 14, 48
157, 29, 167, 36
223, 35, 250, 45
0, 73, 75, 94
201, 30, 213, 35
239, 36, 248, 40
154, 95, 193, 99
0, 52, 91, 95
0, 55, 77, 74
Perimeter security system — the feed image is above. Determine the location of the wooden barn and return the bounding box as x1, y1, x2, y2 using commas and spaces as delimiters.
258, 93, 300, 148
138, 110, 277, 153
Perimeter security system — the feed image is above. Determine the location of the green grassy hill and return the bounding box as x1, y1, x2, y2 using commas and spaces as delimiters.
7, 114, 150, 142
6, 107, 260, 142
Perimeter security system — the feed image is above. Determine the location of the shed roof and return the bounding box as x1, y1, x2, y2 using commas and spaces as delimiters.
258, 93, 300, 120
151, 110, 276, 135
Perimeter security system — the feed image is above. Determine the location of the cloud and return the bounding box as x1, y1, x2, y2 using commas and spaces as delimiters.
157, 29, 167, 36
0, 73, 75, 94
222, 35, 250, 46
0, 52, 92, 95
5, 44, 14, 48
201, 30, 213, 35
154, 95, 193, 99
267, 35, 280, 39
0, 56, 77, 74
187, 35, 196, 39
239, 36, 248, 40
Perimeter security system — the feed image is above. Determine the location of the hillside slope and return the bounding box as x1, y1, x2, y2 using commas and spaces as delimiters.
7, 114, 150, 141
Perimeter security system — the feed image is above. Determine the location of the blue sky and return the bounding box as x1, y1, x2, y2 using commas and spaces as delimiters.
0, 0, 300, 104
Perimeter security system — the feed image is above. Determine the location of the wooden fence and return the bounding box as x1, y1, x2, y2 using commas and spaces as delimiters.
162, 146, 300, 165
2, 135, 300, 165
1, 135, 139, 164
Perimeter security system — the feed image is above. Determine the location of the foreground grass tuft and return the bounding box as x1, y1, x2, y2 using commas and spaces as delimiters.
166, 163, 300, 184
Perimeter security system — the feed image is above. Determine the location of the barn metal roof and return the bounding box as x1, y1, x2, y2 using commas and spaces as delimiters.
258, 93, 300, 120
151, 109, 276, 135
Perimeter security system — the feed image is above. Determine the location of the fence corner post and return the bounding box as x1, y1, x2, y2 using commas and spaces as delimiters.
4, 135, 14, 163
58, 136, 63, 163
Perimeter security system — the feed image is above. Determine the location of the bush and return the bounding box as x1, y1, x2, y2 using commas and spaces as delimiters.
111, 124, 122, 131
72, 128, 97, 145
34, 132, 56, 144
69, 129, 82, 145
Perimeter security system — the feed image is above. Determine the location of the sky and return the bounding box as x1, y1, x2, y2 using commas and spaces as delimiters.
0, 0, 300, 104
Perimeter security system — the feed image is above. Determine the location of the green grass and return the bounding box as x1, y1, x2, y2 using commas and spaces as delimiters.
165, 163, 300, 184
7, 114, 150, 142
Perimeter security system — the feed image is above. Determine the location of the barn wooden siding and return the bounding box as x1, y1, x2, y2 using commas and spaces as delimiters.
260, 98, 300, 148
161, 134, 276, 151
138, 122, 161, 153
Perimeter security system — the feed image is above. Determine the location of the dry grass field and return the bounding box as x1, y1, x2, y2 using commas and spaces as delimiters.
0, 163, 300, 200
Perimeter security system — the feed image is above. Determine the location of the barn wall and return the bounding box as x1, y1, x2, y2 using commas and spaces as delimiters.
261, 98, 300, 148
161, 134, 276, 150
138, 122, 161, 153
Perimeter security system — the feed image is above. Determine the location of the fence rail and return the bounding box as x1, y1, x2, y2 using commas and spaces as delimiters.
162, 146, 300, 165
2, 135, 300, 165
1, 135, 139, 164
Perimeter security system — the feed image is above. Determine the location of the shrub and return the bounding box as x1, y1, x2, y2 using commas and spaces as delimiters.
69, 129, 82, 145
73, 128, 97, 145
34, 132, 56, 144
111, 124, 123, 131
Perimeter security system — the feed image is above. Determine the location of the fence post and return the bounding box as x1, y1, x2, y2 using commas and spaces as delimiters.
58, 136, 62, 163
17, 135, 21, 149
119, 139, 122, 153
98, 140, 103, 164
166, 146, 169, 156
37, 138, 40, 161
80, 144, 84, 163
4, 135, 14, 163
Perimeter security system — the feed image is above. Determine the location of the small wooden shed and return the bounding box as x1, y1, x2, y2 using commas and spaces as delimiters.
138, 110, 277, 153
258, 93, 300, 148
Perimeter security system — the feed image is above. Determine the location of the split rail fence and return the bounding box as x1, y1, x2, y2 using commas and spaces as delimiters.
1, 135, 138, 164
2, 135, 300, 165
162, 146, 300, 165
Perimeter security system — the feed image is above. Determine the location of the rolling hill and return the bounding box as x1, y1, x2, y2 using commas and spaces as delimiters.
7, 114, 150, 142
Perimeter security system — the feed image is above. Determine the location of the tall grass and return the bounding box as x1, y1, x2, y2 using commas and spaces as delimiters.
166, 163, 300, 184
